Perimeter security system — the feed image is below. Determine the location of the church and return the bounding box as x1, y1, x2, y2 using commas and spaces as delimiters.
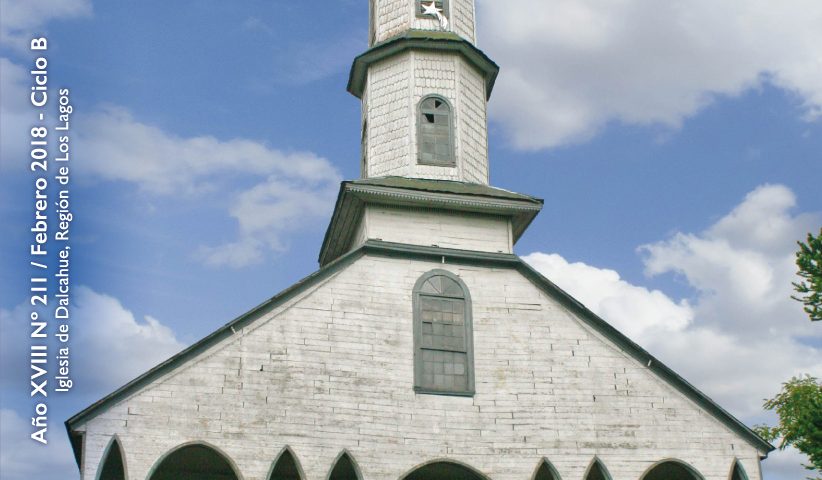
66, 1, 774, 479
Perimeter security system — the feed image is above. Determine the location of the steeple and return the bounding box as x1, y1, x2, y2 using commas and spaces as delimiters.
319, 1, 542, 266
348, 0, 499, 184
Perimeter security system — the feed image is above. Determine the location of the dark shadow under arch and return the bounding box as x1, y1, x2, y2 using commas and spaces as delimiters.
584, 458, 612, 480
401, 459, 489, 480
269, 447, 304, 480
532, 458, 561, 480
327, 451, 363, 480
641, 460, 704, 480
148, 443, 240, 480
96, 437, 126, 480
730, 460, 749, 480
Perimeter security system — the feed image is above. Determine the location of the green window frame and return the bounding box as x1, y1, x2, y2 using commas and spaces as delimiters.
415, 0, 450, 19
413, 269, 474, 396
417, 95, 455, 167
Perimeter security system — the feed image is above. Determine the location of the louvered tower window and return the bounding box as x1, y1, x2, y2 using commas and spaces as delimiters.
417, 96, 455, 166
413, 270, 474, 395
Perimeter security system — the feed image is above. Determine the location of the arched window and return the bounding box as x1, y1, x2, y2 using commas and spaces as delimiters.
417, 95, 455, 166
413, 269, 474, 395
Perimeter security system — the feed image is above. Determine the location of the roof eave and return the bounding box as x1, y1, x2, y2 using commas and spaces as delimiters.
347, 30, 499, 100
318, 181, 543, 267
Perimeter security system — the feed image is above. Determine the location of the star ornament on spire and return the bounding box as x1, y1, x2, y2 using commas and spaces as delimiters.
422, 1, 450, 31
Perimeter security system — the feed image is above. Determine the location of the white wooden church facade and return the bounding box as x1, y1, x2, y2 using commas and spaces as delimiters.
66, 1, 774, 479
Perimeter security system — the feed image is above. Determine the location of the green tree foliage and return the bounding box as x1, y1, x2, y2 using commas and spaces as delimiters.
755, 376, 822, 476
793, 229, 822, 322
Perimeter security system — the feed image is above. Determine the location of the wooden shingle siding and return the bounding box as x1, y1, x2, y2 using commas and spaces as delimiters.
79, 253, 764, 480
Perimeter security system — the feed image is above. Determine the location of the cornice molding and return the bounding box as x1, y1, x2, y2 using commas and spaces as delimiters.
318, 179, 543, 266
347, 30, 499, 100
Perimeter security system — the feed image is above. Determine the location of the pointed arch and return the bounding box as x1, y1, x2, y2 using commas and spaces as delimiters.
95, 435, 127, 480
268, 446, 305, 480
583, 457, 612, 480
326, 450, 363, 480
531, 458, 561, 480
640, 459, 704, 480
729, 459, 749, 480
147, 441, 242, 480
399, 458, 490, 480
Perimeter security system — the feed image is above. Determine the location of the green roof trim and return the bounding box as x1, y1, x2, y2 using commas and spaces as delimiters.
352, 176, 540, 202
347, 30, 499, 100
66, 240, 773, 470
317, 177, 543, 267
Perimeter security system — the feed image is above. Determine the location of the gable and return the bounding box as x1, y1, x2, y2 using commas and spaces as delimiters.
66, 240, 772, 472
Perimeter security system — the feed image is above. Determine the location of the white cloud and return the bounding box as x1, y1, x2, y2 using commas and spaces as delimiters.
0, 409, 77, 480
641, 185, 820, 338
0, 286, 186, 394
0, 0, 91, 52
197, 176, 338, 267
478, 0, 822, 149
74, 106, 342, 267
77, 106, 339, 195
523, 252, 693, 340
524, 184, 821, 476
70, 286, 187, 391
0, 288, 183, 476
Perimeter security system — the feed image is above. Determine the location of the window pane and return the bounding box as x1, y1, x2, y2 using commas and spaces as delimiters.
418, 97, 453, 165
440, 276, 462, 296
420, 350, 468, 391
420, 296, 466, 351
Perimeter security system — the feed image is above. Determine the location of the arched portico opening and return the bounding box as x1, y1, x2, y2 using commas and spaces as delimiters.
583, 458, 612, 480
327, 451, 362, 480
269, 447, 304, 480
532, 458, 561, 480
148, 443, 240, 480
641, 460, 704, 480
729, 460, 749, 480
96, 437, 126, 480
401, 460, 488, 480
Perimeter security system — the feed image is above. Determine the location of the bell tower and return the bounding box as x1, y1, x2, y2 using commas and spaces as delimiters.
319, 1, 543, 266
348, 0, 499, 184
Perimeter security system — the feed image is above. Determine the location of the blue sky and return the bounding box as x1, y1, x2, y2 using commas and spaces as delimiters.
1, 1, 821, 479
